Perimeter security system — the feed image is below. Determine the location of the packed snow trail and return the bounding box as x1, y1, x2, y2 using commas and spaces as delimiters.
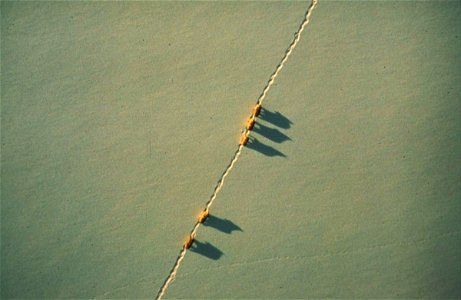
155, 1, 318, 299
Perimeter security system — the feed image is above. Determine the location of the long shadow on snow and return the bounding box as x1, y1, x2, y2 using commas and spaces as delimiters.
203, 214, 243, 234
252, 122, 291, 144
247, 137, 286, 157
189, 240, 223, 260
259, 107, 293, 129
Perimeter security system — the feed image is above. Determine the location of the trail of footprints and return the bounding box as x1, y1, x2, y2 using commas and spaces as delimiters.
184, 101, 261, 250
155, 104, 258, 299
155, 1, 318, 298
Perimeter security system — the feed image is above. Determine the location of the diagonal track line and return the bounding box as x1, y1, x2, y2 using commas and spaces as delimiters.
257, 0, 318, 107
155, 146, 243, 300
155, 1, 318, 299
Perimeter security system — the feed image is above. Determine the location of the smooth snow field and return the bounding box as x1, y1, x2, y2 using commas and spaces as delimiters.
2, 1, 460, 298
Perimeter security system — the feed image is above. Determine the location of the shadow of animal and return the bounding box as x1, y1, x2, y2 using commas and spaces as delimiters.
204, 215, 243, 234
246, 137, 286, 157
189, 240, 223, 260
253, 122, 291, 144
259, 108, 293, 129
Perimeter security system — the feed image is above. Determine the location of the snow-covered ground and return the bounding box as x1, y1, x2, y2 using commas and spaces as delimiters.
2, 1, 460, 298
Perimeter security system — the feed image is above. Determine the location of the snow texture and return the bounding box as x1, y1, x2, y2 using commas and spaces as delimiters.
2, 1, 460, 298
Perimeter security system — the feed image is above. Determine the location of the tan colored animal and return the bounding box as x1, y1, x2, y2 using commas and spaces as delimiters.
197, 209, 209, 223
253, 102, 262, 117
246, 115, 256, 130
184, 234, 194, 249
239, 131, 250, 146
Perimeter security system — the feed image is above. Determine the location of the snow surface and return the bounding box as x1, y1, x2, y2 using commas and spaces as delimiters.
2, 1, 460, 298
167, 2, 461, 298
